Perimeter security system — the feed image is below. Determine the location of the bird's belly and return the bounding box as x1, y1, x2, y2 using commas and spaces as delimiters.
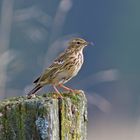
56, 63, 82, 85
54, 71, 71, 85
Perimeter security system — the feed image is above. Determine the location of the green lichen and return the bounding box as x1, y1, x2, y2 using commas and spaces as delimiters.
0, 90, 87, 140
60, 90, 87, 140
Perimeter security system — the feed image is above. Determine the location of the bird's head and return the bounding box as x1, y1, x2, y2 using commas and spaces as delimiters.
67, 38, 89, 52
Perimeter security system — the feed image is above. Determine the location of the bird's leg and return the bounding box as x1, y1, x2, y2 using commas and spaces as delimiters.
53, 85, 63, 98
59, 84, 74, 93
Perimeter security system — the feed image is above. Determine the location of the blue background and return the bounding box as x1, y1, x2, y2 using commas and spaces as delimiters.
0, 0, 140, 139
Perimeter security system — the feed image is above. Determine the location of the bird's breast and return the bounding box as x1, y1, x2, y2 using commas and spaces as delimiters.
68, 51, 84, 76
52, 51, 84, 85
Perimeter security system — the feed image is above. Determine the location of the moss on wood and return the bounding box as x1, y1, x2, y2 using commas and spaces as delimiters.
0, 90, 87, 140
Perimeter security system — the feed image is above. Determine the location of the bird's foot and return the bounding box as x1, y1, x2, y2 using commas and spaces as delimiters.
53, 85, 63, 99
73, 90, 81, 94
66, 88, 74, 93
52, 93, 63, 99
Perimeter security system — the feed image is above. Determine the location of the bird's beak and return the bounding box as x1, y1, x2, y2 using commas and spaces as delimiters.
85, 41, 94, 46
90, 42, 94, 46
84, 42, 89, 46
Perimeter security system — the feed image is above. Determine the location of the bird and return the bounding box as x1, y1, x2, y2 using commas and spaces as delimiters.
27, 38, 90, 98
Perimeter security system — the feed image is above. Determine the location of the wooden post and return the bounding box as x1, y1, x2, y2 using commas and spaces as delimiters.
0, 91, 87, 140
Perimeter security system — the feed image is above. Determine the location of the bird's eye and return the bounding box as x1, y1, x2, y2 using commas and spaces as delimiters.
77, 41, 80, 44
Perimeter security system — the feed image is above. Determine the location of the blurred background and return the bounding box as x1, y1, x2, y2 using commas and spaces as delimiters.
0, 0, 140, 139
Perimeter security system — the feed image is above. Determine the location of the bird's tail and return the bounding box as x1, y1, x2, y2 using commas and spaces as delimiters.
27, 84, 43, 96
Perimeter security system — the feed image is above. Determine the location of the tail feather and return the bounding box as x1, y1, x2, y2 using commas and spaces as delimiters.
33, 76, 40, 84
27, 84, 42, 96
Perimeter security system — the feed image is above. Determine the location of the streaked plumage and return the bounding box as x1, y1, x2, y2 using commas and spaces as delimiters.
27, 38, 89, 98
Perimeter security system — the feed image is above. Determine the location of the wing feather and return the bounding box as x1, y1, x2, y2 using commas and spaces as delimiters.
33, 51, 70, 84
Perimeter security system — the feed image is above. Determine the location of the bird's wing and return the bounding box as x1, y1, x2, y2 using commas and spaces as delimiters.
33, 52, 68, 84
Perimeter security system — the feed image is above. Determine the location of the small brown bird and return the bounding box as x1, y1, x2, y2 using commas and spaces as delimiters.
28, 38, 90, 98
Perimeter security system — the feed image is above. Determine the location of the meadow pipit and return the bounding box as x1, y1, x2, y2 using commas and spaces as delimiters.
28, 38, 90, 98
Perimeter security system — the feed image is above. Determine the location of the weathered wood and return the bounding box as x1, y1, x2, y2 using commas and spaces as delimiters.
0, 90, 87, 140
